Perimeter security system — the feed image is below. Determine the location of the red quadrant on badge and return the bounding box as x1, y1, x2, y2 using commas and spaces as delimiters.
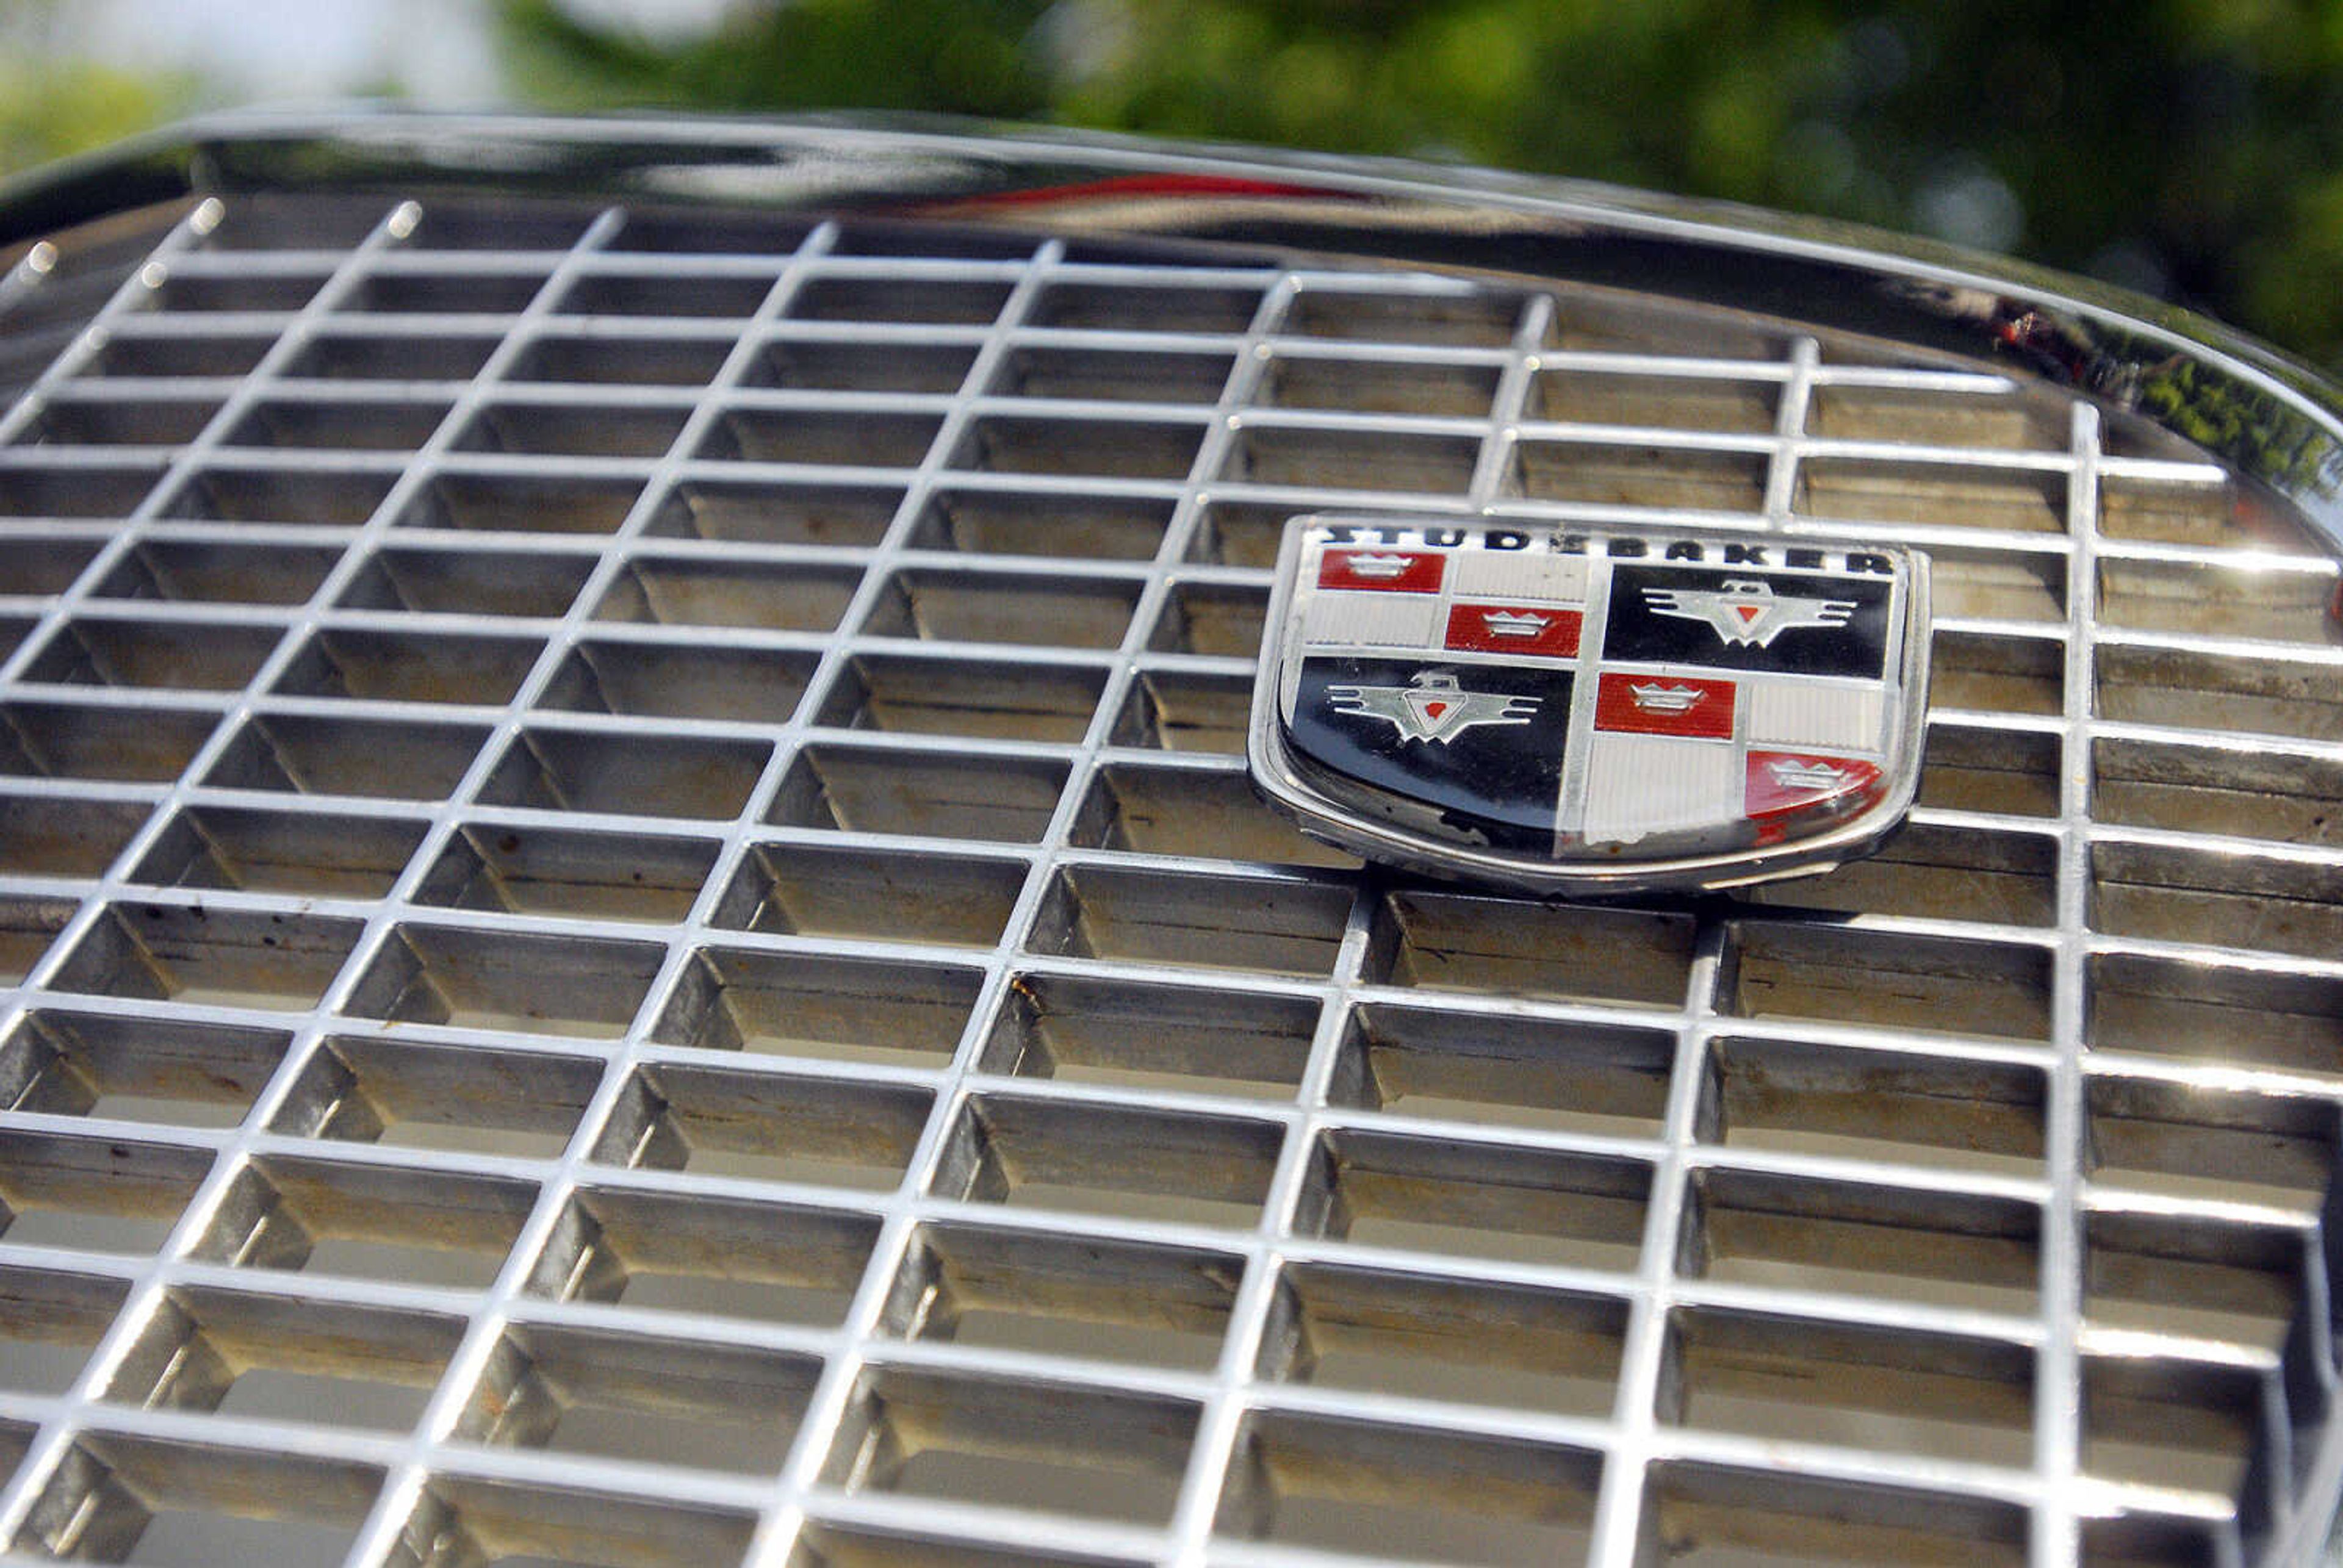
1319, 550, 1445, 593
1594, 672, 1735, 738
1444, 602, 1582, 657
1745, 750, 1882, 818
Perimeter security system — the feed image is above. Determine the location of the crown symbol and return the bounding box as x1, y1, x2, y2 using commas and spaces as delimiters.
1345, 553, 1414, 578
1629, 682, 1704, 713
1766, 757, 1850, 792
1481, 610, 1550, 636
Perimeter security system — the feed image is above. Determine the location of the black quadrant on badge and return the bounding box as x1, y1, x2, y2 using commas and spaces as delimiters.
1285, 657, 1574, 851
1600, 566, 1892, 678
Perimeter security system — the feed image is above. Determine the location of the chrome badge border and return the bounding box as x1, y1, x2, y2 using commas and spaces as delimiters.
1248, 515, 1934, 897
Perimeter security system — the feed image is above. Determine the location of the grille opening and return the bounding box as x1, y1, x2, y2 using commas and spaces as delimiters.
1226, 423, 1478, 493
2092, 838, 2343, 962
1512, 438, 1767, 512
555, 270, 776, 319
147, 268, 323, 314
938, 1093, 1281, 1228
2089, 952, 2343, 1078
20, 394, 221, 447
644, 475, 901, 546
1808, 381, 2065, 449
1303, 1128, 1650, 1273
1799, 456, 2066, 533
820, 652, 1107, 741
910, 486, 1173, 561
454, 398, 691, 459
205, 711, 497, 800
398, 471, 646, 536
1919, 722, 2062, 816
2085, 1209, 2305, 1352
274, 1034, 602, 1159
544, 637, 818, 723
0, 793, 147, 878
1929, 545, 2067, 623
790, 275, 1013, 325
418, 822, 717, 924
592, 1063, 930, 1193
699, 405, 943, 469
1189, 496, 1375, 568
0, 1264, 124, 1393
392, 202, 596, 252
1032, 279, 1262, 333
340, 543, 597, 619
1740, 823, 2059, 926
459, 1322, 817, 1474
2, 1010, 287, 1128
993, 345, 1234, 405
347, 924, 664, 1038
2079, 1513, 2231, 1568
344, 267, 548, 314
86, 330, 273, 379
1262, 1262, 1627, 1415
1663, 1306, 2034, 1466
479, 728, 771, 819
12, 1434, 381, 1564
110, 1286, 459, 1430
823, 1367, 1198, 1524
2098, 470, 2259, 548
526, 1185, 879, 1327
1724, 921, 2055, 1042
1147, 580, 1266, 657
1684, 1168, 2042, 1315
25, 616, 283, 691
49, 902, 364, 1012
164, 462, 396, 525
0, 699, 220, 783
650, 948, 981, 1066
1112, 667, 1253, 753
2097, 642, 2343, 744
1639, 1462, 2029, 1567
1702, 1035, 2046, 1179
132, 805, 426, 897
193, 1156, 536, 1287
887, 1220, 1244, 1370
793, 1521, 1147, 1568
774, 744, 1070, 843
509, 331, 730, 387
0, 459, 159, 520
2086, 1074, 2338, 1214
392, 1475, 758, 1568
0, 534, 104, 593
1215, 1409, 1600, 1566
2083, 1354, 2268, 1498
596, 555, 861, 632
1267, 351, 1503, 420
275, 626, 545, 705
1031, 864, 1353, 976
863, 567, 1140, 649
0, 1128, 204, 1254
1073, 759, 1355, 866
1374, 891, 1696, 1007
1290, 287, 1525, 347
982, 969, 1319, 1099
1530, 366, 1776, 432
750, 334, 982, 394
2100, 554, 2339, 644
97, 539, 340, 605
1929, 628, 2065, 714
716, 842, 1025, 947
2094, 735, 2343, 846
956, 412, 1204, 481
0, 893, 74, 984
286, 330, 501, 382
1333, 1002, 1672, 1138
224, 396, 450, 453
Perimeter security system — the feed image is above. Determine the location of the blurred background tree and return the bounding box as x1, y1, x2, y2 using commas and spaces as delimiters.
498, 0, 2343, 373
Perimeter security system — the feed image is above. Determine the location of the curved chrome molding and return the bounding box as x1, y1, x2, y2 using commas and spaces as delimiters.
4, 106, 2342, 551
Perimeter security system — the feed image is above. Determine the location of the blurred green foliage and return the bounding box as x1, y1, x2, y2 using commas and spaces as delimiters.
498, 0, 2343, 373
0, 3, 196, 183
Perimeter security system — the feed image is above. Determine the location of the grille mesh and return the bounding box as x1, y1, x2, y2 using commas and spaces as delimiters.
0, 187, 2336, 1567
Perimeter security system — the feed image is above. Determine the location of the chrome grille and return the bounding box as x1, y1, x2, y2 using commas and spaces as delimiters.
0, 143, 2338, 1567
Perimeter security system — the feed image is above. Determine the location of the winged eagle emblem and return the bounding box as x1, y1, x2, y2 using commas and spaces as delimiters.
1643, 577, 1857, 647
1325, 669, 1540, 745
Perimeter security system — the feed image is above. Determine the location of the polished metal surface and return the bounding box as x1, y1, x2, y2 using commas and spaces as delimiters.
0, 117, 2336, 1568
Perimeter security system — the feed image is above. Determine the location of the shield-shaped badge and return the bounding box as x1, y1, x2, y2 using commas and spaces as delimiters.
1248, 517, 1931, 895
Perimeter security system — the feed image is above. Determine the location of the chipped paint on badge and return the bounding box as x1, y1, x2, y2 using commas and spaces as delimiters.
1247, 516, 1932, 896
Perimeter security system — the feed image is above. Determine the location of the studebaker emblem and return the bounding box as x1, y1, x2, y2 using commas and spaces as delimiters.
1248, 517, 1932, 896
